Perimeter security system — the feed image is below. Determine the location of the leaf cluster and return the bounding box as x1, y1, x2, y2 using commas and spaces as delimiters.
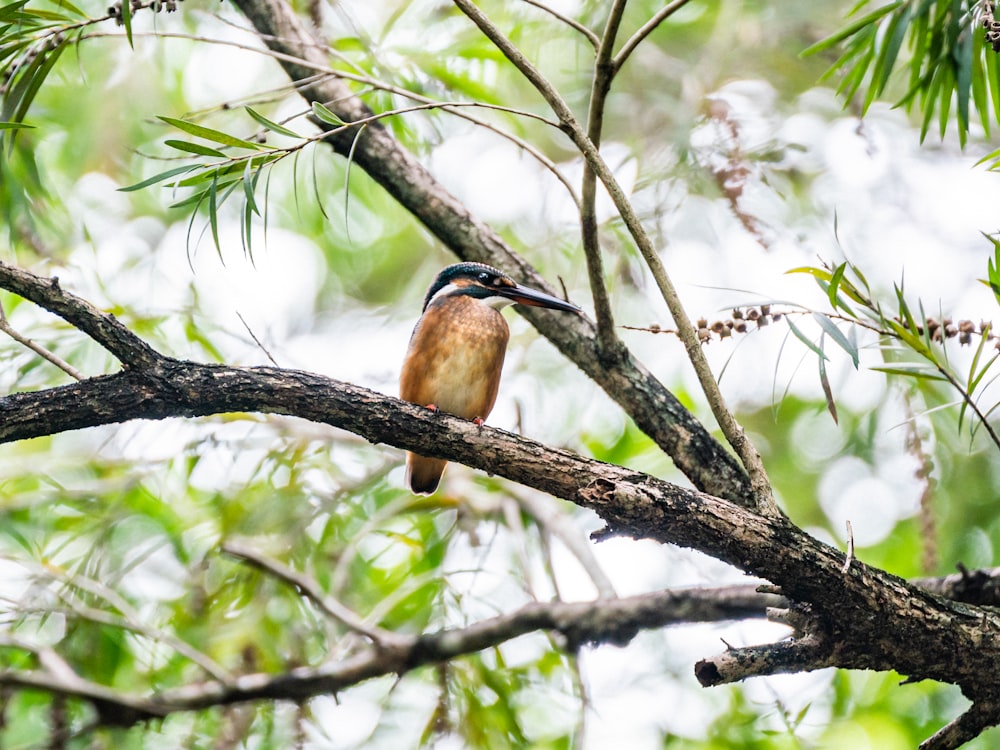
805, 0, 999, 146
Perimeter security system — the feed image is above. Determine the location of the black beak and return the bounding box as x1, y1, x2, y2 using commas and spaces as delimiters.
500, 283, 582, 314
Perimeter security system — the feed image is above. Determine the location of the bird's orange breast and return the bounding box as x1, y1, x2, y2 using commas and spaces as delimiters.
400, 295, 510, 421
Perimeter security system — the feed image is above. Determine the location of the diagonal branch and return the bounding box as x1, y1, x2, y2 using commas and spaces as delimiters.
222, 539, 410, 649
0, 261, 161, 370
614, 0, 698, 71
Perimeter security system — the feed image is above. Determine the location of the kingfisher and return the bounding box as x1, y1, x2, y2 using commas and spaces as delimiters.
400, 262, 582, 494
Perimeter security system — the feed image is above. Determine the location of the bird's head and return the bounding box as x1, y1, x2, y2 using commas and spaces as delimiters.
422, 262, 582, 314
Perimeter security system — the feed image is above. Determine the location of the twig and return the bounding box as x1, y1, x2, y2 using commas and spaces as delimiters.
0, 297, 85, 380
842, 520, 855, 575
0, 586, 791, 725
81, 29, 581, 211
236, 311, 280, 367
222, 539, 410, 650
614, 0, 697, 71
518, 0, 600, 49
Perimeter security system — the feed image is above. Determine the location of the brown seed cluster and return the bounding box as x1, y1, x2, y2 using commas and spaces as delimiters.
901, 317, 994, 347
696, 305, 782, 344
107, 0, 179, 24
984, 2, 1000, 52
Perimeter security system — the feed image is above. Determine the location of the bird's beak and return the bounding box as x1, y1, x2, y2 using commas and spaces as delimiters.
500, 283, 582, 314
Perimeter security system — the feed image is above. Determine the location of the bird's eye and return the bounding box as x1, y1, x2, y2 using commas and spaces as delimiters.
478, 272, 493, 284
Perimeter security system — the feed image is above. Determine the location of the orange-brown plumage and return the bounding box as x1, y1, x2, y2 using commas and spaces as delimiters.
401, 295, 509, 494
400, 263, 581, 495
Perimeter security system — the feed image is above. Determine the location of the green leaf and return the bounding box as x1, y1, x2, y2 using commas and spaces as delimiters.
208, 171, 221, 256
786, 265, 833, 282
1, 36, 66, 129
870, 365, 946, 381
245, 106, 301, 138
818, 340, 839, 424
813, 312, 860, 368
157, 116, 265, 151
0, 121, 33, 130
164, 139, 228, 158
801, 2, 902, 56
786, 317, 828, 361
311, 101, 346, 126
870, 5, 911, 100
118, 164, 198, 192
242, 158, 260, 216
828, 262, 848, 310
121, 0, 133, 49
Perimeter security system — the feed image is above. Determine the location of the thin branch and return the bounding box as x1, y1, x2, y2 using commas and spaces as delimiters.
519, 0, 600, 50
82, 29, 581, 211
511, 487, 618, 599
579, 0, 628, 359
0, 586, 792, 724
920, 701, 1000, 750
451, 0, 778, 515
614, 0, 697, 71
0, 297, 85, 380
222, 539, 411, 650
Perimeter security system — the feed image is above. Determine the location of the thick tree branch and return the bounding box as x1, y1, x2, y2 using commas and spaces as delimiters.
4, 346, 1000, 711
225, 0, 754, 506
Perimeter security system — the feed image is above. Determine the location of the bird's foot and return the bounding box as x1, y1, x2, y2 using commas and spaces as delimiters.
425, 403, 440, 413
473, 417, 485, 426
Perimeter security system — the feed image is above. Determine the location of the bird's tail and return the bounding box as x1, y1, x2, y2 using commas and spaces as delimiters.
406, 453, 447, 495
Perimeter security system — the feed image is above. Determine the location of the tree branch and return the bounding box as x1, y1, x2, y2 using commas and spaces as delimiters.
4, 336, 1000, 710
920, 701, 1000, 750
613, 0, 698, 71
580, 0, 628, 360
0, 260, 162, 370
0, 583, 791, 725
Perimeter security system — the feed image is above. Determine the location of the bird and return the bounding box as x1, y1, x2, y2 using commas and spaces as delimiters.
400, 262, 582, 494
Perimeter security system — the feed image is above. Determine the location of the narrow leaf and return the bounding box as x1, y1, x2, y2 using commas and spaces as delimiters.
871, 365, 946, 381
311, 101, 346, 126
157, 115, 264, 151
165, 139, 228, 158
818, 341, 839, 424
801, 2, 902, 56
245, 106, 301, 138
118, 164, 197, 192
813, 312, 860, 368
120, 0, 133, 49
786, 317, 828, 360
